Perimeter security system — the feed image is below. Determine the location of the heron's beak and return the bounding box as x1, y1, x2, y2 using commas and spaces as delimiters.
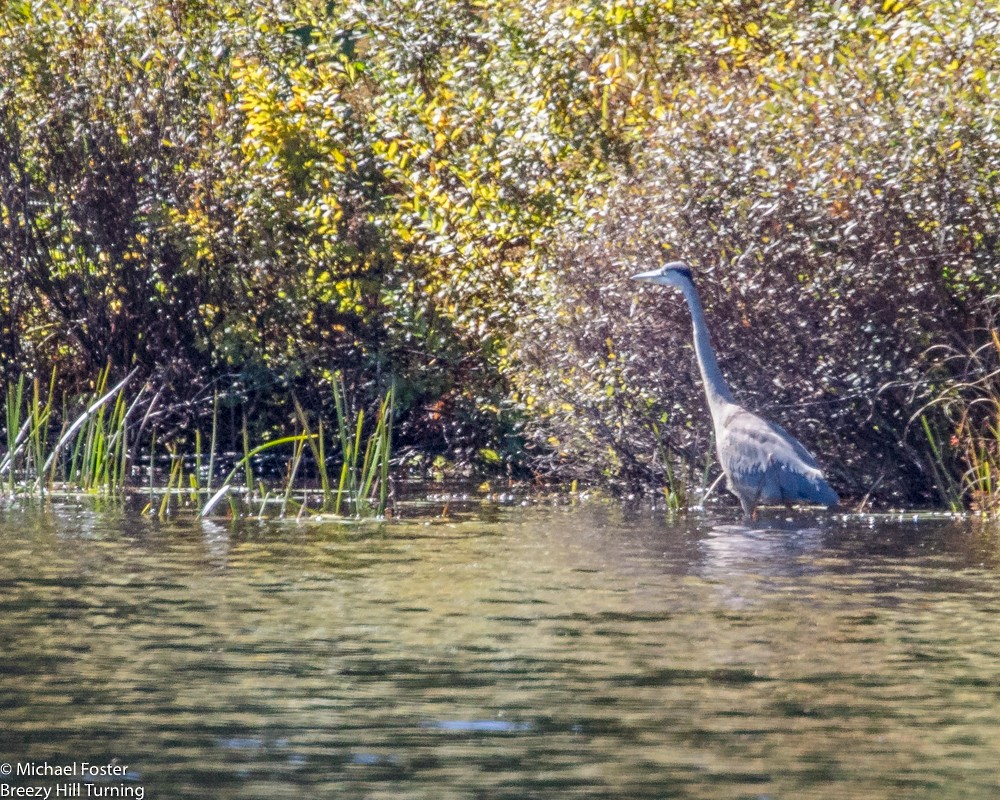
630, 268, 663, 283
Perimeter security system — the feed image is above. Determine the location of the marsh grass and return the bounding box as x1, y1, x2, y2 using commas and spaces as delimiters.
330, 373, 394, 517
914, 326, 1000, 517
197, 376, 396, 519
1, 365, 133, 494
1, 369, 397, 521
963, 417, 1000, 516
919, 414, 965, 513
650, 420, 690, 512
2, 371, 55, 491
66, 366, 135, 492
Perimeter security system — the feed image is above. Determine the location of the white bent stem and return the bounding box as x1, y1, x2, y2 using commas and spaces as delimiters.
40, 368, 139, 480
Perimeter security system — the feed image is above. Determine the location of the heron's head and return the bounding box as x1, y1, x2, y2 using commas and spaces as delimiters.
630, 261, 694, 288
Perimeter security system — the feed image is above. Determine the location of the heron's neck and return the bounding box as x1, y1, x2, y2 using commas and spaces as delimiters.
678, 279, 735, 415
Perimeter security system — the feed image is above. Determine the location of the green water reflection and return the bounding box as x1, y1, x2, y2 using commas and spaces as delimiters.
1, 503, 999, 799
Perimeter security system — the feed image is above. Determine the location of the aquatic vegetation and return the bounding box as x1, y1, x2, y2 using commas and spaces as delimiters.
182, 379, 396, 519
919, 414, 964, 513
918, 326, 1000, 517
331, 374, 395, 517
2, 365, 135, 494
0, 369, 396, 520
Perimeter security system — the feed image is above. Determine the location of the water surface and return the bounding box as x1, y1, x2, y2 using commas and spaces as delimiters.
2, 501, 999, 799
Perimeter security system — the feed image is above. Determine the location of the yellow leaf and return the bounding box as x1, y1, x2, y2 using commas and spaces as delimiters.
478, 448, 501, 464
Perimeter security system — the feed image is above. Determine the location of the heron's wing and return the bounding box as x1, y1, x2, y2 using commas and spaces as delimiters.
717, 407, 838, 506
718, 407, 821, 472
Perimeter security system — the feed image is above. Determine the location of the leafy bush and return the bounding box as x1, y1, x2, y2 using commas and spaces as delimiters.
0, 0, 623, 456
2, 0, 999, 508
514, 0, 1000, 506
1, 0, 263, 426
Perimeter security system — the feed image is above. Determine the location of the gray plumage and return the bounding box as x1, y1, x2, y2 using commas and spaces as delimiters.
632, 261, 838, 518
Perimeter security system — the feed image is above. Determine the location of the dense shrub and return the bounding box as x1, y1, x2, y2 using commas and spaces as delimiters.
0, 0, 626, 455
514, 0, 1000, 506
0, 0, 274, 430
2, 0, 998, 506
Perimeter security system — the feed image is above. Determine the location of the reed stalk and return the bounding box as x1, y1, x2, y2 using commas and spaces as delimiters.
207, 389, 219, 493
329, 375, 395, 517
241, 412, 254, 491
194, 429, 203, 495
920, 413, 965, 512
40, 366, 137, 487
3, 376, 26, 491
280, 433, 307, 518
650, 419, 687, 511
292, 394, 331, 508
199, 433, 314, 518
2, 367, 394, 520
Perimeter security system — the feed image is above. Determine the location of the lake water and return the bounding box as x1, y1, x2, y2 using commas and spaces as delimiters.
1, 500, 999, 799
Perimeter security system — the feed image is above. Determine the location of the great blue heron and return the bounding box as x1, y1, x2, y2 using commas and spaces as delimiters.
632, 261, 838, 518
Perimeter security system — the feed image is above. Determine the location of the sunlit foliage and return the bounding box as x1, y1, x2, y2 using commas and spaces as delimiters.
1, 0, 998, 506
514, 0, 1000, 504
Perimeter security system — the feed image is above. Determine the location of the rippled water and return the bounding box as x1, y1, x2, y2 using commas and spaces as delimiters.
2, 501, 1000, 799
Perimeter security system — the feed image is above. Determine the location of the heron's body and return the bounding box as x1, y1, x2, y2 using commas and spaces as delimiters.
632, 261, 838, 518
715, 404, 839, 515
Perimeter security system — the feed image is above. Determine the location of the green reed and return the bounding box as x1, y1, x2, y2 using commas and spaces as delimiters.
330, 374, 394, 517
650, 418, 689, 512
2, 375, 23, 492
950, 395, 1000, 517
56, 364, 136, 494
293, 394, 331, 508
1, 366, 132, 495
2, 367, 395, 520
198, 431, 314, 518
920, 413, 965, 513
910, 325, 1000, 516
963, 430, 999, 516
